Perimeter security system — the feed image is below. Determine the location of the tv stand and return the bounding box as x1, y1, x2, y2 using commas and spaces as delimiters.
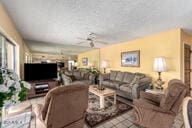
26, 80, 58, 99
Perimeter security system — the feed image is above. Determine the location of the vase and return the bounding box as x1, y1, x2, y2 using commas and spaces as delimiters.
98, 84, 105, 90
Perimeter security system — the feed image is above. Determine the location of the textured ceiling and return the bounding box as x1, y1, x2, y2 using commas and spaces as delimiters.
1, 0, 192, 55
25, 40, 92, 55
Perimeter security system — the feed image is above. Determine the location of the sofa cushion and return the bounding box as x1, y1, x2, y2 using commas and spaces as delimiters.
115, 71, 125, 81
73, 71, 82, 80
110, 81, 125, 89
120, 85, 132, 94
102, 80, 116, 89
122, 72, 135, 83
110, 71, 117, 80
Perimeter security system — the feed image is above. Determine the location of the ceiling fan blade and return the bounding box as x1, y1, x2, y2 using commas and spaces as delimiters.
77, 42, 86, 44
77, 37, 86, 40
94, 40, 108, 45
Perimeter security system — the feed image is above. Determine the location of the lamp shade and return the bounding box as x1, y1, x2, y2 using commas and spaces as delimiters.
153, 57, 167, 72
101, 60, 108, 68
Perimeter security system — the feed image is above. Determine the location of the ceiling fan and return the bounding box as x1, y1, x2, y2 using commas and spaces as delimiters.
77, 33, 108, 48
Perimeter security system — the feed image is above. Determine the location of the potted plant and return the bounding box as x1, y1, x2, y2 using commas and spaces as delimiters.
0, 68, 31, 117
86, 67, 101, 84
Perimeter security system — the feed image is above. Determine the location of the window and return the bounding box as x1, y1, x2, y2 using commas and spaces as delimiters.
0, 34, 16, 70
7, 41, 15, 70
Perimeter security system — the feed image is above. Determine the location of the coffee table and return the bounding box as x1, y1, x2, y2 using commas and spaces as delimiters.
89, 85, 116, 109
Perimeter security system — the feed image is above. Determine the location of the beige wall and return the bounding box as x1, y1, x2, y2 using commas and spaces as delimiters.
0, 3, 31, 79
78, 29, 183, 88
78, 49, 100, 69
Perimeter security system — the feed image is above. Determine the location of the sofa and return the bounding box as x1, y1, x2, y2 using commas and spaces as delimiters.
61, 69, 95, 85
99, 70, 152, 100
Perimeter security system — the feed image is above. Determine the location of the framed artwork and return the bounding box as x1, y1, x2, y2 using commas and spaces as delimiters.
121, 50, 140, 67
82, 58, 88, 66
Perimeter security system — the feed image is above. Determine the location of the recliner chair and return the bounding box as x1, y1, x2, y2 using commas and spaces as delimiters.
133, 79, 186, 128
33, 84, 88, 128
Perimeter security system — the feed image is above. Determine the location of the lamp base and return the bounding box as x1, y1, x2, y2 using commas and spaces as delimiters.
155, 79, 164, 89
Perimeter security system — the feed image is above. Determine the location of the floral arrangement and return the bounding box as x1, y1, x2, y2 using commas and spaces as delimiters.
86, 67, 101, 84
0, 68, 31, 108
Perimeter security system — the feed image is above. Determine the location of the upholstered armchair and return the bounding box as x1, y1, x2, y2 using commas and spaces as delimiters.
133, 79, 186, 128
33, 84, 88, 128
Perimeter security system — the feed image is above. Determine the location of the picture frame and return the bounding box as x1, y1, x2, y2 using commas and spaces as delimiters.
121, 50, 140, 67
82, 58, 88, 66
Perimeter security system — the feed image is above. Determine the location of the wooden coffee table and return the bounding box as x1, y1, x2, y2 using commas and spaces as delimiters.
89, 85, 116, 109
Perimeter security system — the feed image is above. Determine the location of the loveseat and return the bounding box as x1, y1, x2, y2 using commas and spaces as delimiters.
99, 71, 152, 100
61, 69, 95, 85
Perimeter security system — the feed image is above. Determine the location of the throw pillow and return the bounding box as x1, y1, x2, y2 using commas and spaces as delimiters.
122, 72, 135, 83
130, 75, 140, 87
135, 72, 145, 79
130, 74, 145, 87
110, 70, 117, 80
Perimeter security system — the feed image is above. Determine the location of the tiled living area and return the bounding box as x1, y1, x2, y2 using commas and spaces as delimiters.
29, 97, 184, 128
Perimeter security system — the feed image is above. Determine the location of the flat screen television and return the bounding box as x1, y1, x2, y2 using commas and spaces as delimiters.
24, 63, 57, 81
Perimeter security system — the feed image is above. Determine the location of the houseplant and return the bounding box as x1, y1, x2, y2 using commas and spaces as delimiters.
86, 67, 101, 84
0, 68, 31, 115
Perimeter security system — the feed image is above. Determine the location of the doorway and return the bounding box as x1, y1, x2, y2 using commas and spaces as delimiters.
184, 44, 191, 96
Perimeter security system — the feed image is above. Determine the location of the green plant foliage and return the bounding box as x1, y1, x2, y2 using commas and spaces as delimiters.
0, 68, 31, 107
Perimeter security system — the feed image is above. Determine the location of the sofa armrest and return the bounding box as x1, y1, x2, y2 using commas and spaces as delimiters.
99, 73, 110, 82
132, 77, 152, 99
61, 74, 72, 85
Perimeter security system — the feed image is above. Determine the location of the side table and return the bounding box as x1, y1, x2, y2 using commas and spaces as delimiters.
145, 89, 165, 95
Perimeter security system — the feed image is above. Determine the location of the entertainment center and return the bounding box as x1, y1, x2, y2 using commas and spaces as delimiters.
24, 63, 59, 99
26, 80, 58, 99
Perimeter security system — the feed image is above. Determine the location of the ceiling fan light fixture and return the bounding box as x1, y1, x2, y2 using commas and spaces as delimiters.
90, 42, 94, 48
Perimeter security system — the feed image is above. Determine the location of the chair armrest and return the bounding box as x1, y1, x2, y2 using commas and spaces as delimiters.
140, 91, 162, 104
132, 77, 152, 99
99, 73, 110, 82
33, 104, 44, 120
61, 74, 72, 85
134, 99, 174, 115
33, 104, 47, 128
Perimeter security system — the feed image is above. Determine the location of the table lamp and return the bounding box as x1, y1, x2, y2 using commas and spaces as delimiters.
153, 57, 167, 89
101, 60, 108, 73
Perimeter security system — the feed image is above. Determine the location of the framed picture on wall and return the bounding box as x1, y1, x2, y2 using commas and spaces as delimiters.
82, 58, 88, 66
121, 50, 140, 67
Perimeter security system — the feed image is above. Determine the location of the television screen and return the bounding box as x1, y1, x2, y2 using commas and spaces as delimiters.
24, 63, 57, 81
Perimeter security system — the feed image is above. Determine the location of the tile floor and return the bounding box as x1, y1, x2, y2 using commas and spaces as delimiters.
29, 97, 184, 128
